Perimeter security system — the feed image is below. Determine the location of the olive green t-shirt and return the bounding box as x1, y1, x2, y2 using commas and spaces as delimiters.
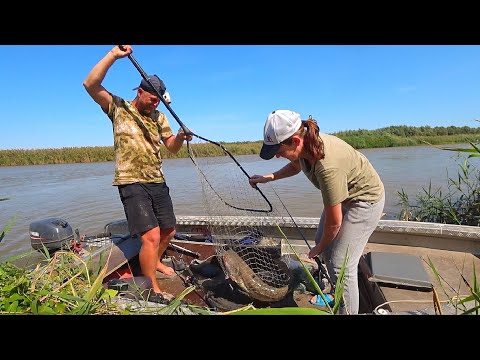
106, 95, 174, 185
299, 133, 384, 207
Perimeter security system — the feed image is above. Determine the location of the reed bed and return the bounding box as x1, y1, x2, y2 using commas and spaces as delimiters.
1, 124, 480, 166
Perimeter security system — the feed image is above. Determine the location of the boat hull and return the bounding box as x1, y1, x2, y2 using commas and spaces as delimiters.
18, 215, 476, 314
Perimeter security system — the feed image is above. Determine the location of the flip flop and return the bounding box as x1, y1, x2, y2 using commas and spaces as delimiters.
147, 292, 171, 304
310, 293, 335, 307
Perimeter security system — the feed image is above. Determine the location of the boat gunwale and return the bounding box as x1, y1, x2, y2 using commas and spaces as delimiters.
176, 215, 480, 255
176, 215, 480, 238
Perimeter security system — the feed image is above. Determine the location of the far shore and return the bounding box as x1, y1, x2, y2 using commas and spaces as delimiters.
1, 124, 479, 167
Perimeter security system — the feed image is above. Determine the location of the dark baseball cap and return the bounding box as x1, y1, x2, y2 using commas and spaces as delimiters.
132, 74, 166, 96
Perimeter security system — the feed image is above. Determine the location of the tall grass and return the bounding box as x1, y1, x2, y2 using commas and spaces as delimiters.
398, 137, 480, 314
426, 256, 479, 315
0, 198, 15, 244
0, 248, 215, 315
1, 124, 480, 166
398, 141, 480, 226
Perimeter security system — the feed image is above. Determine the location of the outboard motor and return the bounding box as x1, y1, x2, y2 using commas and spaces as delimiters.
29, 218, 74, 251
104, 219, 129, 237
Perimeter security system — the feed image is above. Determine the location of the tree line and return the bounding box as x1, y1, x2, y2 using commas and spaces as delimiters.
1, 125, 480, 167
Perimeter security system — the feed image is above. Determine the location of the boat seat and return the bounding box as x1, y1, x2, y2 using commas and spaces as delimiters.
365, 251, 433, 291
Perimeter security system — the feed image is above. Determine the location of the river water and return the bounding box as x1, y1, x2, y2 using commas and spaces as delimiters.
0, 144, 471, 259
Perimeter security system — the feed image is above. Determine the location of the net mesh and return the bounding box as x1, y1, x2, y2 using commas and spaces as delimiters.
185, 137, 293, 303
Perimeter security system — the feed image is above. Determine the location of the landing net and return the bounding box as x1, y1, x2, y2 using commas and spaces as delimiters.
185, 138, 293, 303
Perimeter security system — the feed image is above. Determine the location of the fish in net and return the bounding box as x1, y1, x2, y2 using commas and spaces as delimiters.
185, 138, 294, 303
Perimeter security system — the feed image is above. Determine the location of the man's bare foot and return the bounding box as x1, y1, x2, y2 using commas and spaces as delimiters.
156, 262, 175, 276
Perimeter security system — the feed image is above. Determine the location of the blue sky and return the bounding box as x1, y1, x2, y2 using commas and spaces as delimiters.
1, 45, 479, 150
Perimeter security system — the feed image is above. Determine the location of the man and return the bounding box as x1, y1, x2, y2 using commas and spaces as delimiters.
83, 45, 191, 303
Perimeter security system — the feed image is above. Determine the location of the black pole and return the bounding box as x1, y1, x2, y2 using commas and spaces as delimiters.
119, 45, 273, 213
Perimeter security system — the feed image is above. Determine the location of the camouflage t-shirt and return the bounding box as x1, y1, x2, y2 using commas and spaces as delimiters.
105, 94, 174, 185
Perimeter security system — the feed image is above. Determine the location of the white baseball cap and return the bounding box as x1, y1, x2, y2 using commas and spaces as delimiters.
260, 110, 302, 160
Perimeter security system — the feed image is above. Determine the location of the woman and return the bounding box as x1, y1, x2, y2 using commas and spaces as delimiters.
249, 110, 385, 314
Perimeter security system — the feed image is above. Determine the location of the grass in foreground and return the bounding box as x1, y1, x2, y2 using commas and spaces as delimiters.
0, 249, 215, 315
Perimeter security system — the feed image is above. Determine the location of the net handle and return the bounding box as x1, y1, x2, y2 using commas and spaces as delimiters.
119, 45, 273, 213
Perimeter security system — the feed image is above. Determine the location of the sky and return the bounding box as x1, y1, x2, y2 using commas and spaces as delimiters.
1, 44, 479, 150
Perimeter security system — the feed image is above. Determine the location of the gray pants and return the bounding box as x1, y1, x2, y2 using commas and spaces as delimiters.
315, 193, 385, 314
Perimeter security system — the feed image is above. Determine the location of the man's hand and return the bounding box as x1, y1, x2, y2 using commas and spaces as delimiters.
178, 128, 193, 142
113, 45, 133, 59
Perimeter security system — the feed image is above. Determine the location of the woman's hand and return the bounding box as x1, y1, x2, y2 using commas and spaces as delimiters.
308, 243, 322, 259
248, 174, 273, 188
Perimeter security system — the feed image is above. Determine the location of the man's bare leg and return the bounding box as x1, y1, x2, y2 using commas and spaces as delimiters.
139, 226, 163, 294
156, 227, 175, 276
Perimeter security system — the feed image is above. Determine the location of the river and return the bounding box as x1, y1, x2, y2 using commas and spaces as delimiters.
0, 144, 471, 259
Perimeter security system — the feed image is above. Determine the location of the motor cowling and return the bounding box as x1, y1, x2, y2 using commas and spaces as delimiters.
29, 218, 74, 251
